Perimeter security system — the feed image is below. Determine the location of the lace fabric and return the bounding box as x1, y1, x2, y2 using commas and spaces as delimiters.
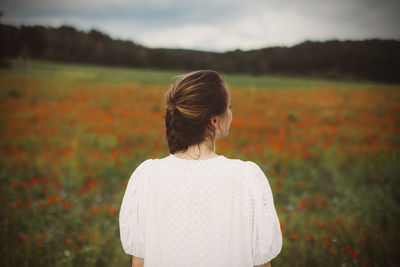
119, 155, 282, 267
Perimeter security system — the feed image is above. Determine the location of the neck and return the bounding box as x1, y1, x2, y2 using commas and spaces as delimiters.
174, 139, 217, 160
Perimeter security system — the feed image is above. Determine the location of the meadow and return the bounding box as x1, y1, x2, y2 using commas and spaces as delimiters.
0, 59, 399, 266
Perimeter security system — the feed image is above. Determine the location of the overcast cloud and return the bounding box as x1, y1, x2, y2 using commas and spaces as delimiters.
1, 0, 399, 52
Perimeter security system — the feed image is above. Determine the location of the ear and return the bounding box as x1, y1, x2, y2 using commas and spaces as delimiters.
210, 116, 218, 130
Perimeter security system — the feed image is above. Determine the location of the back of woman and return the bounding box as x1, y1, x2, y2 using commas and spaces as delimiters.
119, 70, 282, 267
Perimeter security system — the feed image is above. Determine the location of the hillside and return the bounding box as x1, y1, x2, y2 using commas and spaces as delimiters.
1, 24, 399, 82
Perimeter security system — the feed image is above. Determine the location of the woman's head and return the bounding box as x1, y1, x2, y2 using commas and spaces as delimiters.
165, 70, 232, 154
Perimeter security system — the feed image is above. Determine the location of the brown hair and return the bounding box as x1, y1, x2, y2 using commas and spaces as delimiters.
165, 70, 228, 154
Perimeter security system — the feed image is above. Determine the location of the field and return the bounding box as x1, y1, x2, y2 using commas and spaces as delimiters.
1, 59, 399, 266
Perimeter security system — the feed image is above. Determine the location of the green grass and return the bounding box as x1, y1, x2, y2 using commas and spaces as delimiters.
2, 58, 398, 90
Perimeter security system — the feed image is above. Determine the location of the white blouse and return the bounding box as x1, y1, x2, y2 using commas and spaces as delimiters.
119, 154, 282, 267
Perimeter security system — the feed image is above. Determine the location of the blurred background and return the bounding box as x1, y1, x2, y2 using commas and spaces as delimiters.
0, 0, 399, 266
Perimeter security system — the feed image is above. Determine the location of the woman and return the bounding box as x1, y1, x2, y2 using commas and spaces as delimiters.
119, 70, 282, 267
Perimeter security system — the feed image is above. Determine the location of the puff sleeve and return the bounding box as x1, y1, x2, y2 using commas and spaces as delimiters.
247, 161, 282, 265
119, 159, 151, 258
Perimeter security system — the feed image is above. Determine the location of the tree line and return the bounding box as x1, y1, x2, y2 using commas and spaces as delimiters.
1, 23, 399, 82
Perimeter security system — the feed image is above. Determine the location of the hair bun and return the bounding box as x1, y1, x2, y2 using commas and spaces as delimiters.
165, 70, 228, 154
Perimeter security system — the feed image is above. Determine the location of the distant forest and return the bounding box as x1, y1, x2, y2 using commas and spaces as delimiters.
1, 23, 400, 82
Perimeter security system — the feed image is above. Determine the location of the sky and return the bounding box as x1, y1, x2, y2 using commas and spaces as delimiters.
1, 0, 400, 52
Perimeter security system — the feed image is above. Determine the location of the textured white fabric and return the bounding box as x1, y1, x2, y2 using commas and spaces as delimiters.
119, 154, 282, 267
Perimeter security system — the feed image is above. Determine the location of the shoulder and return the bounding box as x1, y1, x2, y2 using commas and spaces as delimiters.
220, 156, 265, 175
223, 157, 262, 170
244, 160, 264, 174
136, 158, 154, 169
135, 155, 264, 176
244, 160, 271, 189
129, 158, 154, 179
132, 158, 153, 171
132, 156, 171, 174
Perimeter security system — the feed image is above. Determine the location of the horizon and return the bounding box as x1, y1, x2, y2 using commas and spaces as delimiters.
2, 22, 399, 54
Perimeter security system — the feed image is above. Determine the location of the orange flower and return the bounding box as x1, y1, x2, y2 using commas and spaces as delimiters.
11, 181, 18, 189
329, 250, 336, 257
334, 217, 342, 224
64, 200, 72, 210
52, 180, 62, 190
11, 200, 20, 208
21, 180, 30, 189
30, 176, 41, 185
111, 149, 119, 158
76, 177, 97, 194
17, 233, 29, 242
311, 218, 318, 225
323, 241, 331, 247
322, 233, 329, 239
47, 195, 62, 205
305, 235, 312, 242
103, 204, 117, 217
80, 234, 87, 242
92, 150, 102, 158
38, 242, 45, 248
297, 198, 307, 211
291, 234, 298, 240
341, 246, 352, 251
349, 250, 357, 259
92, 206, 100, 214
